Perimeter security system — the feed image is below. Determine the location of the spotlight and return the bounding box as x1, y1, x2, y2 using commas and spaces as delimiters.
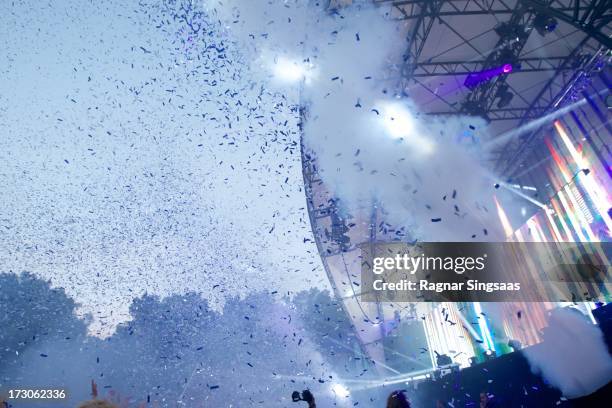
508, 339, 522, 351
379, 102, 416, 138
494, 21, 527, 40
534, 13, 558, 36
271, 56, 315, 84
496, 84, 514, 108
498, 48, 519, 71
378, 102, 435, 154
330, 383, 350, 398
435, 352, 452, 367
462, 100, 490, 123
483, 349, 497, 361
463, 101, 487, 118
464, 62, 514, 89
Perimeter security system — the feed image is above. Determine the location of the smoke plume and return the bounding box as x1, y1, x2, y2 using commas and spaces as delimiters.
522, 307, 612, 398
215, 0, 516, 242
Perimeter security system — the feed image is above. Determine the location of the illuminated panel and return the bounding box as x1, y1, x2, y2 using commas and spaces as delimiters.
571, 185, 595, 224
544, 206, 565, 242
549, 196, 575, 242
545, 138, 597, 241
499, 302, 551, 347
553, 121, 612, 237
472, 302, 495, 352
494, 196, 514, 237
422, 303, 475, 368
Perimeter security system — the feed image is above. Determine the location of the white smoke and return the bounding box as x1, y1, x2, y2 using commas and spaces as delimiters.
522, 307, 612, 398
214, 0, 516, 242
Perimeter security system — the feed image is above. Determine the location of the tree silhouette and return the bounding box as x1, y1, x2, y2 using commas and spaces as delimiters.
1, 275, 367, 406
0, 273, 88, 367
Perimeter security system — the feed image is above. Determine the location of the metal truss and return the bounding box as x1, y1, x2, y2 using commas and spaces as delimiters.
522, 0, 612, 48
374, 0, 605, 20
396, 0, 446, 81
378, 0, 549, 17
429, 105, 550, 121
459, 3, 538, 121
412, 56, 578, 77
490, 0, 611, 173
377, 0, 611, 170
495, 45, 609, 175
378, 0, 611, 49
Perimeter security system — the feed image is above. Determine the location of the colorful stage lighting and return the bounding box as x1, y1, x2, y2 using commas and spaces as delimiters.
464, 64, 513, 89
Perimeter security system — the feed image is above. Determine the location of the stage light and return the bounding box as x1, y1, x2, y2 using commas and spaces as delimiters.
462, 100, 491, 123
464, 64, 513, 90
271, 56, 315, 84
494, 21, 527, 40
497, 92, 514, 108
330, 383, 350, 398
508, 339, 522, 351
534, 13, 558, 36
498, 48, 518, 70
435, 352, 453, 367
496, 181, 548, 210
380, 102, 416, 138
511, 184, 537, 191
496, 84, 514, 108
272, 57, 304, 82
378, 102, 435, 154
484, 349, 497, 360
